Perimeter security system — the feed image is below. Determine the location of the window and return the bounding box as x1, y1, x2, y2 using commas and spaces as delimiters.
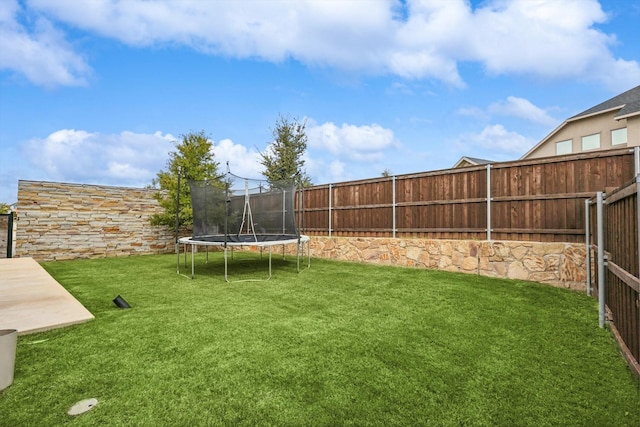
581, 133, 600, 151
555, 139, 572, 155
611, 128, 627, 146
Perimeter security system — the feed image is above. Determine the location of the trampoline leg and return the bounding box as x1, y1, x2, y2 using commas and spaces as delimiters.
191, 243, 195, 279
176, 242, 180, 274
296, 238, 311, 273
183, 243, 187, 268
268, 246, 272, 280
224, 247, 229, 283
206, 246, 209, 264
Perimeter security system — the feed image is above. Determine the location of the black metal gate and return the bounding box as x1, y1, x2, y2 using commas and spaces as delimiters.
0, 213, 14, 258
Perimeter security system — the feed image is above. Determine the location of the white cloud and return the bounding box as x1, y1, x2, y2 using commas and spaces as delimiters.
328, 160, 346, 180
465, 0, 640, 90
24, 129, 175, 186
21, 129, 322, 188
14, 0, 639, 90
458, 96, 560, 133
387, 81, 415, 96
212, 138, 263, 179
307, 121, 397, 162
304, 156, 348, 184
489, 96, 559, 128
457, 106, 489, 120
20, 126, 383, 190
211, 120, 394, 185
390, 0, 469, 85
460, 124, 533, 156
0, 0, 90, 87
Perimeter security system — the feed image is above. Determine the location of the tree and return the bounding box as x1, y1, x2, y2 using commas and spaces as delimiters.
0, 203, 10, 214
381, 169, 392, 177
150, 131, 221, 227
260, 115, 312, 187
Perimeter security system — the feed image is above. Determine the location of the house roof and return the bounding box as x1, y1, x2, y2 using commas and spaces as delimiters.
521, 84, 640, 159
569, 85, 640, 121
452, 156, 493, 168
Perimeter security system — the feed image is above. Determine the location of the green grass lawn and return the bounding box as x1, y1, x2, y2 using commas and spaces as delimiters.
1, 253, 638, 426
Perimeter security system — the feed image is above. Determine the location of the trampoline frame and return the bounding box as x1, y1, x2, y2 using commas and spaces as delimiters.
177, 234, 311, 282
175, 166, 310, 282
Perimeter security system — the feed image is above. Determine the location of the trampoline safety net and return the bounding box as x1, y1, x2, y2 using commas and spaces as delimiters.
188, 175, 300, 244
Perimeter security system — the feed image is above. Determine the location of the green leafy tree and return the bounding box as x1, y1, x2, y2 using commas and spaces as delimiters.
150, 131, 221, 227
0, 203, 10, 214
381, 169, 392, 177
260, 115, 312, 187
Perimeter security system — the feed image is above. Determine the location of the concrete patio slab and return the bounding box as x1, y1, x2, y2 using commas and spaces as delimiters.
0, 257, 94, 335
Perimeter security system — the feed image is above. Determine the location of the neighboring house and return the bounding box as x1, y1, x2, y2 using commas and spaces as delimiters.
521, 85, 640, 159
452, 156, 493, 168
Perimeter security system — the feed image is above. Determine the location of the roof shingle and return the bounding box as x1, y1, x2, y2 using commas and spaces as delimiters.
570, 85, 640, 120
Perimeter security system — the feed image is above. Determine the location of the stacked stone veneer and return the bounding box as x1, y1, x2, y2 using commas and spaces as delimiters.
303, 237, 587, 291
16, 180, 176, 261
15, 180, 588, 290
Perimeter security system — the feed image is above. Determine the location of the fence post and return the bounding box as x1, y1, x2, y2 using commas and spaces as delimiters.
637, 175, 640, 284
585, 199, 591, 296
328, 184, 332, 237
634, 146, 640, 177
392, 175, 396, 239
486, 164, 492, 241
596, 191, 606, 328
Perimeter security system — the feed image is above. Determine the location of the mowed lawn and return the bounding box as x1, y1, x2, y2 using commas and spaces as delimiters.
1, 253, 638, 426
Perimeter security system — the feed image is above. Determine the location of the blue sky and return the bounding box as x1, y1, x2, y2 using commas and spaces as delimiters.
1, 0, 639, 204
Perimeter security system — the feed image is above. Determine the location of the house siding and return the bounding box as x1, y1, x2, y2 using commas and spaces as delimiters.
526, 110, 638, 159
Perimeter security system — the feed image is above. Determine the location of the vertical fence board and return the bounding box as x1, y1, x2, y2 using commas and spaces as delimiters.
297, 149, 634, 242
594, 178, 640, 374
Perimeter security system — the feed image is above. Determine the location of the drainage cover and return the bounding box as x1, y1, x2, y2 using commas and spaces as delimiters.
67, 398, 98, 416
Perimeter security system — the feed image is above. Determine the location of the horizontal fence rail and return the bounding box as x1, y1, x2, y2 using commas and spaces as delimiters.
298, 148, 636, 243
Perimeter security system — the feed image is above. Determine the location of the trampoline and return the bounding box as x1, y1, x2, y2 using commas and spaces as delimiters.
177, 170, 310, 281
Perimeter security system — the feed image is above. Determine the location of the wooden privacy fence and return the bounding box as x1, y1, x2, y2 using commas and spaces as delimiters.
298, 148, 638, 243
587, 177, 640, 378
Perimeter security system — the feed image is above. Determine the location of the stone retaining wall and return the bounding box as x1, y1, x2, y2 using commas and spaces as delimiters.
16, 180, 175, 261
15, 180, 588, 290
304, 236, 586, 291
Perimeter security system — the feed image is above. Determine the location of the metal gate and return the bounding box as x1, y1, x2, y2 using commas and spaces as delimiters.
0, 213, 14, 258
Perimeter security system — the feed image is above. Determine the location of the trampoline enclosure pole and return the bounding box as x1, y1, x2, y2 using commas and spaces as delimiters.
175, 168, 181, 274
